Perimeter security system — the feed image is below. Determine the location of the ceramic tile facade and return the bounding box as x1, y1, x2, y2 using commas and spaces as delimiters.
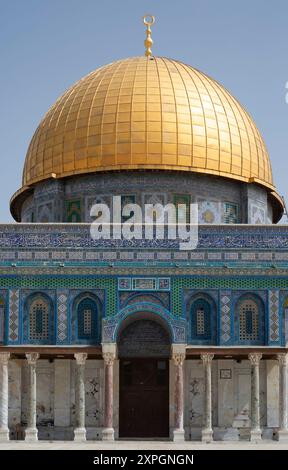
57, 290, 69, 343
17, 172, 274, 224
8, 289, 19, 343
220, 291, 232, 344
269, 290, 280, 344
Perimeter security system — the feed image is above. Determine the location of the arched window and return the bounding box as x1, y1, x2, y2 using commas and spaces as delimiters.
236, 296, 264, 344
0, 298, 5, 343
191, 299, 211, 341
239, 299, 258, 341
29, 296, 51, 342
77, 297, 98, 340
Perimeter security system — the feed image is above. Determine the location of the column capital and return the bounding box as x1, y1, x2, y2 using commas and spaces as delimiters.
171, 343, 186, 366
172, 352, 185, 366
0, 352, 10, 365
201, 353, 214, 365
25, 353, 39, 365
103, 352, 116, 366
74, 353, 87, 365
277, 353, 288, 367
248, 352, 262, 366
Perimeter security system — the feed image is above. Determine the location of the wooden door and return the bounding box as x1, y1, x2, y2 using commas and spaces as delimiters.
119, 358, 169, 438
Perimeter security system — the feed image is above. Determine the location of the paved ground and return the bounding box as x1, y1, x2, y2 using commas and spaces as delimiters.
0, 440, 288, 450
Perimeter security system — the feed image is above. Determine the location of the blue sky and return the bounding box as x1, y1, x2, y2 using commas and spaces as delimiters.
0, 0, 287, 221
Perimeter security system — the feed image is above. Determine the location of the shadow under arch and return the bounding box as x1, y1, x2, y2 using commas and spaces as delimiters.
117, 314, 171, 359
116, 309, 173, 344
102, 301, 187, 344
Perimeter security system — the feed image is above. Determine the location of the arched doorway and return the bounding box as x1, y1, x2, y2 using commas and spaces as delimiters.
118, 317, 171, 438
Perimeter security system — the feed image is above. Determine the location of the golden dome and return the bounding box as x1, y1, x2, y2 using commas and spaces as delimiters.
11, 56, 283, 220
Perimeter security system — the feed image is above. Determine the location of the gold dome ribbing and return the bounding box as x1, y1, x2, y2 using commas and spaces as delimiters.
21, 56, 274, 189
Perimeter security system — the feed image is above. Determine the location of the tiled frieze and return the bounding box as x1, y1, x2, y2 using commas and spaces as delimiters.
1, 224, 288, 250
1, 248, 288, 265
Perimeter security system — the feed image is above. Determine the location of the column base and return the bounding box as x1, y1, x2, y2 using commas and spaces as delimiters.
250, 429, 262, 442
201, 428, 213, 443
277, 429, 288, 442
102, 427, 115, 441
74, 427, 87, 442
25, 427, 38, 441
172, 428, 185, 442
0, 427, 9, 441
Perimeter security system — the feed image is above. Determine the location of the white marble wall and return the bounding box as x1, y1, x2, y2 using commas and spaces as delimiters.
6, 358, 280, 441
266, 360, 279, 428
8, 360, 21, 434
184, 360, 218, 439
8, 359, 105, 440
185, 359, 271, 440
54, 360, 71, 427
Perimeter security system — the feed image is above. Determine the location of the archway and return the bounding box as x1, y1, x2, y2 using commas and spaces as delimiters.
117, 316, 171, 438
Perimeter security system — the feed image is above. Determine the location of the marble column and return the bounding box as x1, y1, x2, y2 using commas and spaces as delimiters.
74, 353, 87, 441
201, 353, 214, 442
25, 352, 39, 441
248, 352, 262, 441
0, 353, 10, 441
277, 353, 288, 441
102, 347, 116, 441
172, 344, 186, 442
